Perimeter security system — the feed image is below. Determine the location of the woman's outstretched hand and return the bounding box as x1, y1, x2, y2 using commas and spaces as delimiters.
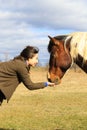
47, 82, 55, 87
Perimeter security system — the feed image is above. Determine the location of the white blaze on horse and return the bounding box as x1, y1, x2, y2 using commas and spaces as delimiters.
47, 32, 87, 84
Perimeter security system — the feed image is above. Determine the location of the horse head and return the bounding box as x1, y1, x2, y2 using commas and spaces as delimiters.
47, 35, 72, 84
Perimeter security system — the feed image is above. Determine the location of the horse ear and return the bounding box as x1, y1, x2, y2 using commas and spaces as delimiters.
65, 36, 72, 51
48, 35, 55, 43
48, 35, 53, 40
48, 35, 59, 45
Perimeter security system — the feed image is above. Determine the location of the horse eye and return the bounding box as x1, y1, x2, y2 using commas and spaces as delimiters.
51, 53, 56, 57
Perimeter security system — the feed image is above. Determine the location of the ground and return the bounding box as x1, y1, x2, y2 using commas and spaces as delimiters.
0, 66, 87, 130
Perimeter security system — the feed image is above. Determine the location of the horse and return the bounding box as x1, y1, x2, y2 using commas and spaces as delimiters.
47, 32, 87, 84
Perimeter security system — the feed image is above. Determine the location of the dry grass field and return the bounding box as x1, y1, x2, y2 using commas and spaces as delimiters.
0, 66, 87, 130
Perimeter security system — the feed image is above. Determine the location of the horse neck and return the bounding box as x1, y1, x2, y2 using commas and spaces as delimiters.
70, 44, 87, 73
69, 33, 87, 73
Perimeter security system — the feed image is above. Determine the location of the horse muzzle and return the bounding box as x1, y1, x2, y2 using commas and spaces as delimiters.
47, 72, 61, 85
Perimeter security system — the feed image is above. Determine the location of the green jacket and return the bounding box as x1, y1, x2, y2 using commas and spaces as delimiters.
0, 58, 46, 102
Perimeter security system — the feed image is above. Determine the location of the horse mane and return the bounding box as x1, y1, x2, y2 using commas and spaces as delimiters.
48, 35, 68, 53
68, 32, 87, 64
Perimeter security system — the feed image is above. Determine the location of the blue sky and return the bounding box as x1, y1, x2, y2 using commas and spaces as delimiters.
0, 0, 87, 65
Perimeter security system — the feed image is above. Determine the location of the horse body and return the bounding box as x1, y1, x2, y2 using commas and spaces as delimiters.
47, 32, 87, 84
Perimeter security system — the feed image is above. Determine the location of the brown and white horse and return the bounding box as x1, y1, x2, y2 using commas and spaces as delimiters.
47, 32, 87, 84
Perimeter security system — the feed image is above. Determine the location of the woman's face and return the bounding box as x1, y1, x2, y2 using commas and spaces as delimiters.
28, 53, 38, 67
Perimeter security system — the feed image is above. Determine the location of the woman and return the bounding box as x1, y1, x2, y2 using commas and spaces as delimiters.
0, 46, 55, 105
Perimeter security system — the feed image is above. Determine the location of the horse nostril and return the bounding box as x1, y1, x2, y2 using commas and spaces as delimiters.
55, 78, 61, 85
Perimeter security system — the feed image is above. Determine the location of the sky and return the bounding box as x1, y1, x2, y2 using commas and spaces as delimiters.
0, 0, 87, 65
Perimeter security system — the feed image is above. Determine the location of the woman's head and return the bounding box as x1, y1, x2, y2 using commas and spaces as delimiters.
21, 46, 39, 67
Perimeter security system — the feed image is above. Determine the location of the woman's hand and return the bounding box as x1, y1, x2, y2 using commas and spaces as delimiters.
47, 82, 55, 87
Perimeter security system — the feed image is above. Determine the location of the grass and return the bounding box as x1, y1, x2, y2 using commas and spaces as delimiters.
0, 67, 87, 130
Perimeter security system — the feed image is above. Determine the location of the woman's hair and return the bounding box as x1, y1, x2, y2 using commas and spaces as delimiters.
14, 46, 39, 60
21, 46, 39, 59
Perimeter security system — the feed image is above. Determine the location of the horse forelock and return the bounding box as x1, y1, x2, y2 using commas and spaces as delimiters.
54, 35, 68, 41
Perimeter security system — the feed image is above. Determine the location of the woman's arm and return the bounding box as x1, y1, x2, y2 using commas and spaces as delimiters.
16, 61, 53, 90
